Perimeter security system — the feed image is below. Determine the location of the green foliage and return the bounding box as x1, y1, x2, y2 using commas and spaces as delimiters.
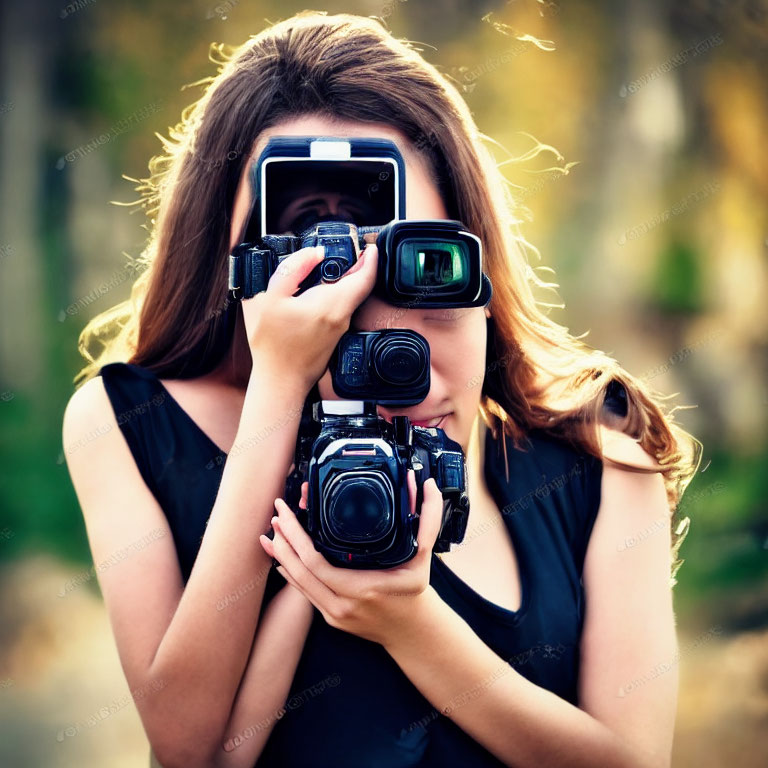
649, 238, 705, 315
673, 447, 768, 627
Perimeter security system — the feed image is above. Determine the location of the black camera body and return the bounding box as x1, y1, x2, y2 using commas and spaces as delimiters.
285, 400, 469, 569
229, 135, 491, 307
229, 218, 492, 308
230, 135, 485, 569
228, 220, 377, 300
329, 329, 431, 407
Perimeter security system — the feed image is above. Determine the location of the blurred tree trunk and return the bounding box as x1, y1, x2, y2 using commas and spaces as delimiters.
0, 0, 52, 394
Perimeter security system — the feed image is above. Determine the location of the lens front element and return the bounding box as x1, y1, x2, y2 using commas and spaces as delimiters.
323, 472, 394, 544
397, 239, 468, 292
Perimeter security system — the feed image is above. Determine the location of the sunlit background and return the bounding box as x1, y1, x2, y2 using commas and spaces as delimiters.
0, 0, 766, 766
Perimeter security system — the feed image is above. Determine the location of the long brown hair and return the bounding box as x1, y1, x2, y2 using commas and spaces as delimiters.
73, 11, 701, 584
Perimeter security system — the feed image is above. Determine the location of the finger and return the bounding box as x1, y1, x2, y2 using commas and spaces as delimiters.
266, 245, 326, 297
274, 498, 337, 578
275, 565, 307, 598
259, 529, 282, 568
259, 534, 275, 557
342, 242, 374, 277
299, 481, 309, 510
270, 514, 342, 608
275, 498, 380, 596
277, 490, 418, 598
416, 478, 444, 556
319, 243, 378, 313
344, 242, 378, 283
407, 468, 417, 517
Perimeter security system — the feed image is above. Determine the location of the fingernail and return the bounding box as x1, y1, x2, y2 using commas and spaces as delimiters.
316, 245, 325, 259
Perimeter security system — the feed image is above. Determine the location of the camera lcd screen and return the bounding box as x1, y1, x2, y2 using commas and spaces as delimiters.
396, 239, 469, 293
262, 159, 397, 237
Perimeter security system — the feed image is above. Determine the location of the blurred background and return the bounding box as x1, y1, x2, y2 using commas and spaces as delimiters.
0, 0, 766, 766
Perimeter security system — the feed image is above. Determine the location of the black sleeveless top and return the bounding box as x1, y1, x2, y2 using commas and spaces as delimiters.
99, 362, 604, 768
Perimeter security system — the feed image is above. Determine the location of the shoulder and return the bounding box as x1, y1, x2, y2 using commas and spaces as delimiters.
587, 428, 671, 574
501, 423, 662, 485
62, 370, 168, 534
598, 425, 663, 473
62, 373, 114, 440
62, 374, 124, 502
578, 459, 677, 766
62, 373, 125, 471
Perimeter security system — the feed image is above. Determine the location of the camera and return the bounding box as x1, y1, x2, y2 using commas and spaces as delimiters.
329, 328, 431, 407
232, 136, 484, 568
284, 399, 469, 569
228, 135, 491, 308
228, 217, 492, 308
228, 218, 375, 299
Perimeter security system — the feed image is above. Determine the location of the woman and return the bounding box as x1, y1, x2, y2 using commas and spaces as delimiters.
63, 11, 700, 768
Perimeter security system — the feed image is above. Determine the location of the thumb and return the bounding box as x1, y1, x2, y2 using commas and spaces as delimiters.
344, 242, 376, 277
267, 246, 325, 296
326, 243, 378, 312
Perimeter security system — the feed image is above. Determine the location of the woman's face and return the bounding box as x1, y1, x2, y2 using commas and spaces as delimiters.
230, 114, 490, 453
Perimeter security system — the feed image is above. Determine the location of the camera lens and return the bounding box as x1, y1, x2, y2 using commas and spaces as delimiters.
398, 240, 468, 291
324, 472, 394, 544
372, 334, 425, 386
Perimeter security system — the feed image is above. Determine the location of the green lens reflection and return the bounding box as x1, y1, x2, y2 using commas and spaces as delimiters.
398, 240, 467, 289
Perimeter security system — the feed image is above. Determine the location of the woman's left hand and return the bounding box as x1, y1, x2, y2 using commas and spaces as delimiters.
259, 470, 444, 646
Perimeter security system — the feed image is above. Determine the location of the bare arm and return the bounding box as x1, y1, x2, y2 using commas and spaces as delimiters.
64, 244, 378, 768
63, 363, 310, 768
377, 459, 677, 768
211, 582, 315, 768
146, 361, 312, 744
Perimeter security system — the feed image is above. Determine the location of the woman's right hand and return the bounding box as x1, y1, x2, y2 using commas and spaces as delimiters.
241, 243, 378, 391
